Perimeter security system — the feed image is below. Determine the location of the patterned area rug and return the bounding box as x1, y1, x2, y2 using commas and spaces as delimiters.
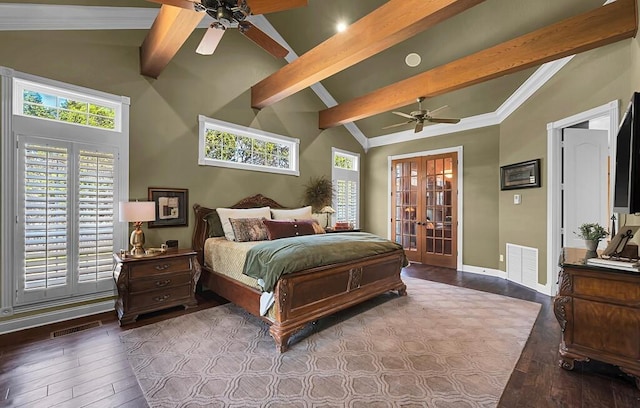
120, 277, 541, 407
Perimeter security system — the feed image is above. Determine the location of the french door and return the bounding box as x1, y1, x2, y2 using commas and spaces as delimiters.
392, 152, 458, 268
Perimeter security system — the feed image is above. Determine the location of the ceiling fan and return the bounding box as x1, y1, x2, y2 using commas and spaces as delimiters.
148, 0, 306, 58
383, 97, 461, 133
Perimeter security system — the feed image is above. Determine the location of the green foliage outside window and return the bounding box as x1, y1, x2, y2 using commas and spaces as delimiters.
204, 129, 291, 170
334, 154, 354, 170
22, 90, 115, 130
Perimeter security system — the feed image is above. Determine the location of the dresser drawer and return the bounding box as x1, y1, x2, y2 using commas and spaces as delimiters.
129, 285, 192, 310
129, 257, 192, 279
129, 272, 192, 293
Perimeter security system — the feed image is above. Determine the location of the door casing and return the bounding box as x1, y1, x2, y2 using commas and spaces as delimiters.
388, 146, 463, 271
546, 100, 618, 296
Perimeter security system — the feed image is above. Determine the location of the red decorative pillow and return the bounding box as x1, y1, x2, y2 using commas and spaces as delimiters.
263, 219, 318, 240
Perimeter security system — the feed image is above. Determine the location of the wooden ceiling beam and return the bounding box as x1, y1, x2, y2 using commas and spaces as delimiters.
140, 4, 204, 79
251, 0, 487, 109
319, 0, 638, 129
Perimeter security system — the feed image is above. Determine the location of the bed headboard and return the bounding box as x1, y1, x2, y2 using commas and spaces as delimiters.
191, 194, 286, 265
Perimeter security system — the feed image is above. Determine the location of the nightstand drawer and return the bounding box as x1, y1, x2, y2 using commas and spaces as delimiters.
129, 272, 191, 293
129, 285, 191, 310
129, 257, 191, 279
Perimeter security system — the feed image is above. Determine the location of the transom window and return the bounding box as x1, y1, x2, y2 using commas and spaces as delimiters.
198, 115, 299, 176
13, 78, 121, 131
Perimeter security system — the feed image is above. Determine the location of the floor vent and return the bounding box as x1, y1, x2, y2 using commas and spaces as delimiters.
50, 321, 102, 338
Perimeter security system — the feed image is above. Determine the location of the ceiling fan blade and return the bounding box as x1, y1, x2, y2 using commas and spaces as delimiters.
196, 24, 226, 55
382, 120, 414, 130
146, 0, 200, 11
392, 111, 415, 120
239, 21, 288, 58
428, 105, 449, 116
428, 118, 461, 124
414, 121, 424, 133
246, 0, 307, 15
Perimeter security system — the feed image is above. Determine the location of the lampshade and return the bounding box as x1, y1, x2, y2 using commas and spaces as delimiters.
119, 201, 156, 223
319, 206, 336, 214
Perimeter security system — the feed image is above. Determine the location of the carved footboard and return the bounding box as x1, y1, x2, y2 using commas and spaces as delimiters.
269, 249, 407, 352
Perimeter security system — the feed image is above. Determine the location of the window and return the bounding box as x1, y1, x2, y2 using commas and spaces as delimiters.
198, 115, 299, 176
13, 78, 121, 131
332, 148, 360, 228
1, 69, 129, 312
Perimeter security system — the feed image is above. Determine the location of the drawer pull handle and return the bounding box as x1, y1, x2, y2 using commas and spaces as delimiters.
154, 264, 171, 271
155, 279, 171, 287
153, 294, 170, 302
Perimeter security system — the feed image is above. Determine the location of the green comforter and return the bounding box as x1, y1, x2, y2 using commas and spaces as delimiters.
242, 232, 407, 292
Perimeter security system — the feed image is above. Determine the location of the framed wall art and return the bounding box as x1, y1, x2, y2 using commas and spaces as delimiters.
500, 159, 541, 190
148, 187, 188, 228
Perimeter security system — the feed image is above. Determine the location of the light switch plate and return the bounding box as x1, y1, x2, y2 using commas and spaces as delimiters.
514, 194, 521, 205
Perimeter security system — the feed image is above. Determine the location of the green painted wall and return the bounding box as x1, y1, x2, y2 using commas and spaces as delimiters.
0, 29, 364, 320
364, 126, 500, 269
499, 40, 635, 284
0, 29, 364, 249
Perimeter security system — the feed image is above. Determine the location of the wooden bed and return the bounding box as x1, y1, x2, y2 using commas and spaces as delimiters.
192, 194, 407, 352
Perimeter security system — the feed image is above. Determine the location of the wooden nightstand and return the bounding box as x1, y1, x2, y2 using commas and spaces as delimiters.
113, 249, 201, 325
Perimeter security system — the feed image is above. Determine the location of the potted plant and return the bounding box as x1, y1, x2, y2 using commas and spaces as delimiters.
575, 223, 609, 252
303, 176, 334, 212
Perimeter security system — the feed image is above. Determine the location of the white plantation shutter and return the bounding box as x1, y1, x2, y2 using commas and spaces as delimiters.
16, 139, 117, 304
22, 143, 69, 291
77, 150, 115, 286
332, 149, 360, 228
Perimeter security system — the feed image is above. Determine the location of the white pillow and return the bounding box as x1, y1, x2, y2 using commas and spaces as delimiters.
216, 207, 271, 241
271, 206, 313, 221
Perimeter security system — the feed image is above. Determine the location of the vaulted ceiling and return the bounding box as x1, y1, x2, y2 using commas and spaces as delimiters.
3, 0, 638, 142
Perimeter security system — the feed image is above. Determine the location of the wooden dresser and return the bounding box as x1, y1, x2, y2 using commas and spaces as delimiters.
113, 249, 201, 325
554, 248, 640, 388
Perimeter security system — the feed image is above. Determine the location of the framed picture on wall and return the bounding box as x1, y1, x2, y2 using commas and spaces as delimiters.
148, 187, 188, 228
500, 159, 541, 190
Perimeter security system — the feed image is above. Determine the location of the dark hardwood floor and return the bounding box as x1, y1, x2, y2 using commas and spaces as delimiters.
0, 264, 638, 407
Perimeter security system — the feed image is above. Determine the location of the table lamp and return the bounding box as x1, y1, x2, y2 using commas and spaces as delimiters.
119, 201, 156, 256
319, 205, 336, 229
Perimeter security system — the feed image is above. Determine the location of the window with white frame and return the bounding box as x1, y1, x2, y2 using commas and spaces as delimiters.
332, 148, 360, 228
198, 115, 299, 176
1, 69, 129, 311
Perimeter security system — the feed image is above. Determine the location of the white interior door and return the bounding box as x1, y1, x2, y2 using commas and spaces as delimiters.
563, 128, 609, 249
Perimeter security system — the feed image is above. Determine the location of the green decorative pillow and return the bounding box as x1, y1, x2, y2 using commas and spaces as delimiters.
204, 210, 225, 238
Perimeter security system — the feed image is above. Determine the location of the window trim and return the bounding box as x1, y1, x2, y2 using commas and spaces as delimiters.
332, 147, 361, 228
198, 115, 300, 176
0, 67, 130, 317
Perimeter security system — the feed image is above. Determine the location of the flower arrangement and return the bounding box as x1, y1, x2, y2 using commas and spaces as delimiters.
575, 223, 609, 241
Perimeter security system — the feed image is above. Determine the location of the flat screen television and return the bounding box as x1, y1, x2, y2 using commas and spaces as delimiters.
613, 91, 640, 214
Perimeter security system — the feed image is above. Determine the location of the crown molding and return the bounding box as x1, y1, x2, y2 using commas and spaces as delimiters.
0, 3, 206, 30
495, 56, 574, 121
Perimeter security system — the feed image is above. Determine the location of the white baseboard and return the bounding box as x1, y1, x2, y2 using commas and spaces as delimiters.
0, 300, 115, 335
462, 264, 553, 297
461, 264, 506, 278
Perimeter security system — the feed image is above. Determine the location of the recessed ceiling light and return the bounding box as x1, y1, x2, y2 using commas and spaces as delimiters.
336, 21, 348, 32
405, 53, 421, 67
